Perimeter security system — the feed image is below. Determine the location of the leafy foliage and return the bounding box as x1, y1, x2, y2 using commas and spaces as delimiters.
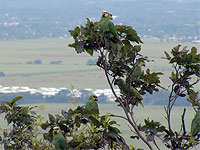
41, 104, 129, 149
69, 18, 163, 109
0, 97, 53, 150
138, 46, 200, 149
69, 15, 200, 150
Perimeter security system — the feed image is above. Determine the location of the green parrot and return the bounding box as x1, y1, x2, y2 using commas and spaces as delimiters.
129, 60, 144, 82
191, 110, 200, 137
99, 11, 118, 38
85, 94, 99, 115
53, 126, 68, 150
115, 78, 143, 100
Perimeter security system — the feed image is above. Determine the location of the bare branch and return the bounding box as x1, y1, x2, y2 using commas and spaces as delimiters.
153, 139, 161, 150
181, 108, 187, 136
109, 114, 129, 122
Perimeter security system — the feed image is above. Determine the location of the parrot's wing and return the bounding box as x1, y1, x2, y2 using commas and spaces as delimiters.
131, 65, 142, 82
59, 135, 68, 149
99, 17, 110, 32
53, 133, 67, 150
108, 21, 117, 38
131, 87, 143, 100
85, 100, 99, 114
118, 78, 142, 99
191, 111, 200, 136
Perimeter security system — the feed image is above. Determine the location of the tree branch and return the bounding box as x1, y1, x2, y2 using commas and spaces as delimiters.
181, 108, 186, 136
99, 48, 153, 150
109, 114, 129, 122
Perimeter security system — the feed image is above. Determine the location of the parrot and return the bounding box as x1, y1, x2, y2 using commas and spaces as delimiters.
128, 60, 144, 83
191, 110, 200, 137
115, 78, 143, 100
85, 94, 99, 115
53, 126, 68, 150
99, 11, 118, 38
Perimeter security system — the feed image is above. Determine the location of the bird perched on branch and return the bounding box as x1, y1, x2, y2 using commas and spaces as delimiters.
115, 78, 143, 100
191, 110, 200, 137
85, 94, 99, 116
127, 59, 145, 83
53, 126, 68, 150
99, 11, 118, 38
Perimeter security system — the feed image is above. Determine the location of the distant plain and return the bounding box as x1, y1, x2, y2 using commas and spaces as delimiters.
0, 38, 199, 149
0, 38, 199, 89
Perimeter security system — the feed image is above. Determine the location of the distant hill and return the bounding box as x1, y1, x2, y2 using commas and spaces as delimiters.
0, 0, 199, 40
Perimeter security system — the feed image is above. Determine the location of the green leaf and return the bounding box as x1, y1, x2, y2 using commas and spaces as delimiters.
109, 120, 117, 125
48, 113, 56, 123
105, 113, 109, 122
59, 124, 69, 133
43, 133, 51, 141
74, 26, 80, 35
147, 134, 154, 141
86, 18, 91, 27
191, 47, 197, 54
157, 126, 166, 132
0, 105, 10, 113
164, 51, 171, 60
85, 35, 93, 41
89, 116, 101, 127
108, 126, 121, 134
179, 93, 186, 97
130, 135, 139, 140
122, 40, 130, 45
5, 101, 12, 107
133, 45, 141, 52
68, 42, 77, 48
76, 42, 84, 53
138, 101, 144, 107
108, 52, 114, 63
170, 71, 177, 82
108, 132, 117, 139
21, 107, 29, 114
41, 121, 49, 130
86, 49, 94, 56
68, 140, 81, 148
11, 96, 23, 105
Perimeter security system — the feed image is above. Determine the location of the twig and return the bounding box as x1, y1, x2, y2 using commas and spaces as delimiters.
153, 139, 161, 150
127, 125, 137, 134
181, 108, 187, 136
109, 114, 129, 122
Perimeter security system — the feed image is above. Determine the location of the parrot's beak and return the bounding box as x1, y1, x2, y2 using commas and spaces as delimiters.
93, 96, 98, 101
110, 14, 113, 20
54, 130, 58, 134
54, 129, 60, 134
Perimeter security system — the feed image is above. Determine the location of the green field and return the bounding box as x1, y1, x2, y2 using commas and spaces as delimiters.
0, 104, 198, 149
0, 38, 199, 89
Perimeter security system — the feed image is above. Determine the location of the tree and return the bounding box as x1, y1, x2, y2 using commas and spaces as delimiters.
0, 96, 53, 149
68, 14, 200, 149
0, 13, 199, 150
